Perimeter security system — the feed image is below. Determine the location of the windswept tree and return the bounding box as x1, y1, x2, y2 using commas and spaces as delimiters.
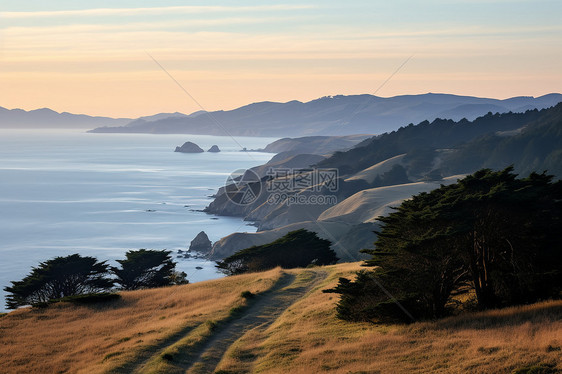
328, 167, 562, 322
112, 249, 182, 290
438, 168, 562, 308
216, 229, 338, 276
327, 184, 469, 321
4, 254, 113, 309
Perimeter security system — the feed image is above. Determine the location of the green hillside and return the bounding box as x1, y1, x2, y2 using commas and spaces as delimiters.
319, 103, 562, 179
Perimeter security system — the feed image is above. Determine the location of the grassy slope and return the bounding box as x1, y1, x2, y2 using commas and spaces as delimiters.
0, 263, 560, 374
0, 269, 284, 373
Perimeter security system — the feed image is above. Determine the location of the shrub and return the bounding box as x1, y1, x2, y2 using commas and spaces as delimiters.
216, 229, 338, 275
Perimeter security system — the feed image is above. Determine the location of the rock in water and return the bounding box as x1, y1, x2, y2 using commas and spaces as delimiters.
175, 141, 204, 153
189, 231, 212, 253
207, 145, 221, 152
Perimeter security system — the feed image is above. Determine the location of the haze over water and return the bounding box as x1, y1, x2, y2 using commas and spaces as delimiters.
0, 130, 275, 311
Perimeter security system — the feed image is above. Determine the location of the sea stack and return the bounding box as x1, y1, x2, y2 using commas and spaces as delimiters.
189, 231, 212, 253
207, 145, 221, 153
175, 141, 204, 153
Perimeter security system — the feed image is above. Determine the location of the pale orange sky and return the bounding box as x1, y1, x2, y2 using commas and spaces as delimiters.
1, 1, 560, 118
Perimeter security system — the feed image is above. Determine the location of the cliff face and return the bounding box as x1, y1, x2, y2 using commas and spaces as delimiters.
208, 178, 463, 261
205, 173, 372, 231
202, 144, 462, 260
202, 137, 414, 259
203, 151, 331, 221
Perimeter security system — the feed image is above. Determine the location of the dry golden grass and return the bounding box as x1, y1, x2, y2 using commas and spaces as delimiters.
1, 263, 561, 374
0, 268, 282, 374
215, 263, 562, 374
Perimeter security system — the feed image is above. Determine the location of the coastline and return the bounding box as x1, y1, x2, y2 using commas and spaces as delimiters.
0, 130, 276, 312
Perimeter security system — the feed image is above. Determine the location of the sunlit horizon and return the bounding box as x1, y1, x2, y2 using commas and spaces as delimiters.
1, 0, 560, 118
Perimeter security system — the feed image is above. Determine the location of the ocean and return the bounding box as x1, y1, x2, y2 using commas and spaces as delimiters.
0, 130, 275, 312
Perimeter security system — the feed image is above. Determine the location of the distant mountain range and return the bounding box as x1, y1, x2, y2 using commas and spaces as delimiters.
0, 107, 202, 130
3, 93, 561, 135
89, 93, 562, 137
0, 107, 132, 129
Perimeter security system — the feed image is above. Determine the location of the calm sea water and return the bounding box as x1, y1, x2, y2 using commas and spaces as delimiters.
0, 130, 275, 311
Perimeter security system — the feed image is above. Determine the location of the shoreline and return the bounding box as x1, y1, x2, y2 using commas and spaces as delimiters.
0, 131, 276, 312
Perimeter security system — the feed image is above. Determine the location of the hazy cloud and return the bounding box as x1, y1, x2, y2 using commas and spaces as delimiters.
0, 4, 315, 19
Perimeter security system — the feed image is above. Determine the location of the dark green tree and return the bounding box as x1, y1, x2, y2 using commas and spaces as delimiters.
4, 254, 113, 309
438, 168, 562, 308
327, 184, 469, 321
112, 249, 180, 290
216, 229, 338, 275
328, 167, 562, 322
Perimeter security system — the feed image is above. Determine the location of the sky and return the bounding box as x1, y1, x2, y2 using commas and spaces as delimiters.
0, 0, 560, 118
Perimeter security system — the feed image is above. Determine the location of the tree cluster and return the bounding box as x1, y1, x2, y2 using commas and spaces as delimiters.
4, 249, 188, 309
317, 107, 549, 177
216, 229, 338, 276
327, 168, 562, 322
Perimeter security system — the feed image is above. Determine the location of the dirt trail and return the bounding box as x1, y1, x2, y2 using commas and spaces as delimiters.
184, 270, 326, 373
128, 269, 326, 374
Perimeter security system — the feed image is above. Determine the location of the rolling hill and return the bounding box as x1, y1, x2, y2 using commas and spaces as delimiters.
1, 264, 560, 373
